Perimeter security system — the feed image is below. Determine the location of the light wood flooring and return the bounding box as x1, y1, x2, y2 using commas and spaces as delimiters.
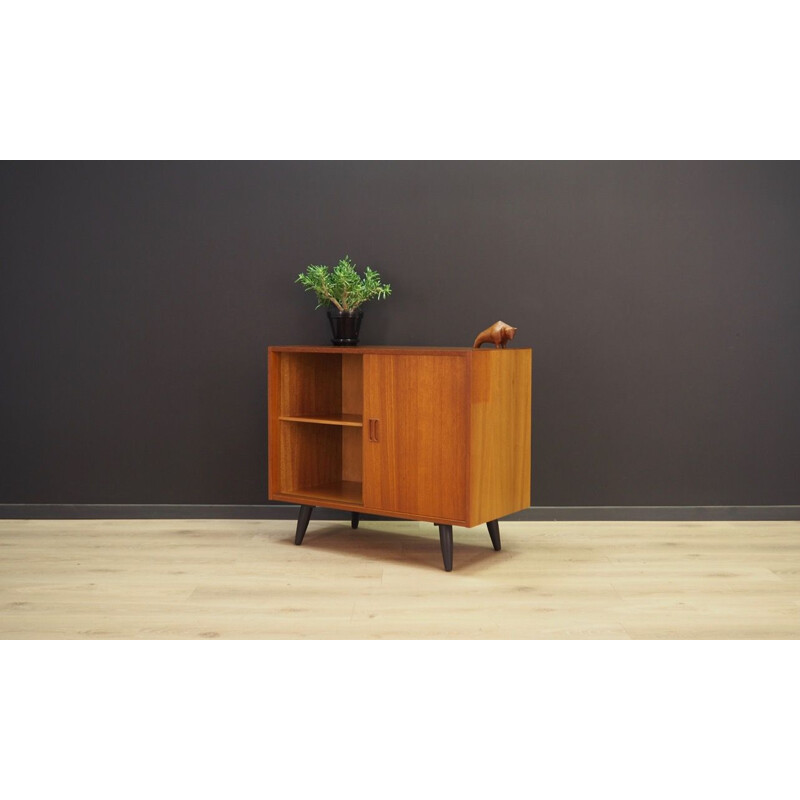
1, 518, 799, 639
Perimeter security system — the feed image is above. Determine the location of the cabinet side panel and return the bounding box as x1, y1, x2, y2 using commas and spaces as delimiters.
268, 350, 281, 498
341, 355, 364, 484
341, 426, 363, 483
341, 354, 363, 416
469, 349, 531, 526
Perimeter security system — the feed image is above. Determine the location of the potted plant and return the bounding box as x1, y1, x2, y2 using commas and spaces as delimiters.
296, 255, 392, 346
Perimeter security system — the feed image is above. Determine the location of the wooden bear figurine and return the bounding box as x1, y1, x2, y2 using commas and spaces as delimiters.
473, 320, 518, 349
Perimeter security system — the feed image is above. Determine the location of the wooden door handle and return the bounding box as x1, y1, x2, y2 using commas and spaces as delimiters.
368, 418, 380, 442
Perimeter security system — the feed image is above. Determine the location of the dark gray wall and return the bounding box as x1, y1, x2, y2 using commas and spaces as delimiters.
1, 161, 799, 507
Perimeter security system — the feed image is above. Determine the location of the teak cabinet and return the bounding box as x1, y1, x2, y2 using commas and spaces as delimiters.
268, 346, 531, 571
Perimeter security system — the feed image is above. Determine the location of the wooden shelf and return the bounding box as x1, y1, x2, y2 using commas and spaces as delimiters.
288, 480, 363, 506
279, 414, 363, 427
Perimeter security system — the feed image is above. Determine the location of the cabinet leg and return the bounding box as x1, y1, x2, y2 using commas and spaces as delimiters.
351, 512, 360, 529
487, 519, 501, 551
438, 525, 453, 572
295, 504, 314, 545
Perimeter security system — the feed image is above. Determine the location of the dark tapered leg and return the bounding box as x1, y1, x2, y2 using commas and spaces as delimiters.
438, 525, 453, 572
351, 512, 360, 529
487, 519, 501, 551
295, 504, 314, 545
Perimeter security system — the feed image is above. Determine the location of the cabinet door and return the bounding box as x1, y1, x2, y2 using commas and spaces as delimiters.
363, 354, 469, 522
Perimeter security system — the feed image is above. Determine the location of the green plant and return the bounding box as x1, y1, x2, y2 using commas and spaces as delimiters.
296, 255, 391, 312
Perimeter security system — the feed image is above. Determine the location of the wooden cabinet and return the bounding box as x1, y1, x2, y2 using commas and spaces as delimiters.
268, 346, 531, 570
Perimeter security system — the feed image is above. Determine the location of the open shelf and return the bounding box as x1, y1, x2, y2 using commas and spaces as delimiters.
277, 351, 362, 420
272, 351, 364, 506
287, 480, 363, 506
279, 413, 362, 427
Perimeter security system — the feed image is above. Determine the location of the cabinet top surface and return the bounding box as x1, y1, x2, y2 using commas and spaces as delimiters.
269, 345, 531, 355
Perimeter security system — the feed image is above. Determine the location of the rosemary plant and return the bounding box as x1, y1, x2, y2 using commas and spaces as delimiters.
296, 256, 391, 312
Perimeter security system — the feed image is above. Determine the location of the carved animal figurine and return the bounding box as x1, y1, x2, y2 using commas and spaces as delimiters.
473, 320, 518, 349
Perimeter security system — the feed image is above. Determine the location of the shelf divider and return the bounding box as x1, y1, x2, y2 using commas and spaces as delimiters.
279, 414, 363, 427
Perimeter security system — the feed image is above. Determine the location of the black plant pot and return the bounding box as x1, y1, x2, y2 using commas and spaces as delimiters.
327, 309, 363, 346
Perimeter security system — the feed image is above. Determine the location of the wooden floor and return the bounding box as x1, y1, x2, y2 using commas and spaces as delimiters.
1, 518, 799, 639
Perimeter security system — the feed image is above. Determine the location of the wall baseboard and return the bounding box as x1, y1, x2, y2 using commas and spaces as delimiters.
1, 504, 799, 521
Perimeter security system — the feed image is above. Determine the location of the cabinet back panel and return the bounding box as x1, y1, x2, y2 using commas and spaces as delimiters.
280, 354, 342, 418
279, 422, 342, 493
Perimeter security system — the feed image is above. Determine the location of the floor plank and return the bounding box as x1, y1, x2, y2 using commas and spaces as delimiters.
1, 519, 799, 639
